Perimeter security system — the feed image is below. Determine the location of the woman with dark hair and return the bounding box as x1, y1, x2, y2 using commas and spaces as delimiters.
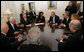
36, 12, 45, 23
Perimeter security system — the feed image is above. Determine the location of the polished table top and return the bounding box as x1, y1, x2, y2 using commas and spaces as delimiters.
18, 24, 64, 51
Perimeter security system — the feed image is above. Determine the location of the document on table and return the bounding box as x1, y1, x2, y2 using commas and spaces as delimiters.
35, 23, 44, 26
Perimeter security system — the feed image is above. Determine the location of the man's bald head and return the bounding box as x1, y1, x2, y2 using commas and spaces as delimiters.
1, 23, 9, 33
69, 20, 81, 32
9, 17, 16, 24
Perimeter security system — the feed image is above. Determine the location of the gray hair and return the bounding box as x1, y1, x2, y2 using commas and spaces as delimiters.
9, 17, 15, 21
28, 26, 41, 44
51, 11, 55, 14
1, 23, 9, 33
69, 20, 81, 31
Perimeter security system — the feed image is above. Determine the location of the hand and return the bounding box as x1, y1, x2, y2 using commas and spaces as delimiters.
60, 23, 65, 27
17, 24, 19, 27
18, 36, 22, 42
20, 24, 24, 27
59, 36, 64, 40
14, 31, 19, 35
52, 24, 56, 26
63, 34, 68, 39
15, 35, 21, 39
23, 32, 27, 35
26, 24, 31, 27
38, 21, 41, 22
28, 15, 30, 16
47, 23, 49, 26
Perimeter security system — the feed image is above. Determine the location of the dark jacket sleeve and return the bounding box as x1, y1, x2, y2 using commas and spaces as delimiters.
43, 16, 45, 23
55, 15, 61, 25
48, 16, 52, 23
58, 35, 75, 51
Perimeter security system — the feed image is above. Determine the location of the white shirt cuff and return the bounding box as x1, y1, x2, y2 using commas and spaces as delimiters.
64, 25, 66, 27
60, 40, 63, 42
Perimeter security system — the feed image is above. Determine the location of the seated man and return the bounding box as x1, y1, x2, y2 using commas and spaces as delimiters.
6, 17, 26, 37
60, 11, 71, 29
20, 14, 31, 28
48, 11, 60, 32
48, 11, 60, 26
6, 17, 20, 37
1, 23, 22, 51
29, 9, 36, 21
58, 20, 83, 51
19, 26, 51, 51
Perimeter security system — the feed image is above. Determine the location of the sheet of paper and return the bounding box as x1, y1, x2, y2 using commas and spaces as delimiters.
35, 23, 44, 25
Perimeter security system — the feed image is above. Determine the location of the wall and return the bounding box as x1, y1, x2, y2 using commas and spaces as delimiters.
1, 1, 83, 23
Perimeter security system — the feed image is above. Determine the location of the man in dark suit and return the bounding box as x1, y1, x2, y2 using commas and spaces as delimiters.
29, 9, 36, 21
1, 23, 23, 51
65, 1, 77, 16
48, 11, 60, 26
20, 11, 25, 20
6, 17, 20, 37
48, 11, 60, 32
60, 11, 71, 29
20, 14, 31, 28
26, 10, 31, 20
58, 20, 83, 51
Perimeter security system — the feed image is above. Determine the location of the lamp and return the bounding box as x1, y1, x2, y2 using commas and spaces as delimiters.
4, 8, 11, 21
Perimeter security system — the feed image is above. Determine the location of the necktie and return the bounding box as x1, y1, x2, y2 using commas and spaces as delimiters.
13, 25, 15, 30
52, 17, 55, 23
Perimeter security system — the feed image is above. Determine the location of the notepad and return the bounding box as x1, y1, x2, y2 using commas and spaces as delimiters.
35, 23, 44, 26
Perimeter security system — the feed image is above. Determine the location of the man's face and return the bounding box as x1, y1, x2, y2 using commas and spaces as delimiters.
51, 12, 55, 17
11, 19, 16, 24
26, 10, 28, 12
69, 2, 72, 6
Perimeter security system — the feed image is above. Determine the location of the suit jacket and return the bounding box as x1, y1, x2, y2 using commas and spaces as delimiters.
19, 44, 51, 51
36, 16, 45, 23
20, 13, 23, 20
0, 33, 20, 51
48, 15, 61, 25
62, 17, 71, 29
58, 30, 83, 51
29, 11, 36, 19
26, 12, 30, 16
65, 5, 77, 15
20, 16, 31, 27
6, 22, 20, 37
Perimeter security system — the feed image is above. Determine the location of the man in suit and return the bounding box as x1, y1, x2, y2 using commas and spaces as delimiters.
26, 10, 31, 20
60, 11, 71, 29
1, 23, 22, 51
58, 20, 83, 51
6, 17, 20, 37
20, 14, 31, 28
65, 1, 77, 16
48, 11, 60, 26
20, 11, 25, 20
48, 11, 60, 32
29, 9, 36, 21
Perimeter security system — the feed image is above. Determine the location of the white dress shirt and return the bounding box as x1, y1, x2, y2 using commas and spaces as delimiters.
1, 32, 7, 36
10, 23, 15, 30
53, 17, 55, 23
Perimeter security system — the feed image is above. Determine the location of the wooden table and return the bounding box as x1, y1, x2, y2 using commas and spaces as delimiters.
18, 24, 64, 51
